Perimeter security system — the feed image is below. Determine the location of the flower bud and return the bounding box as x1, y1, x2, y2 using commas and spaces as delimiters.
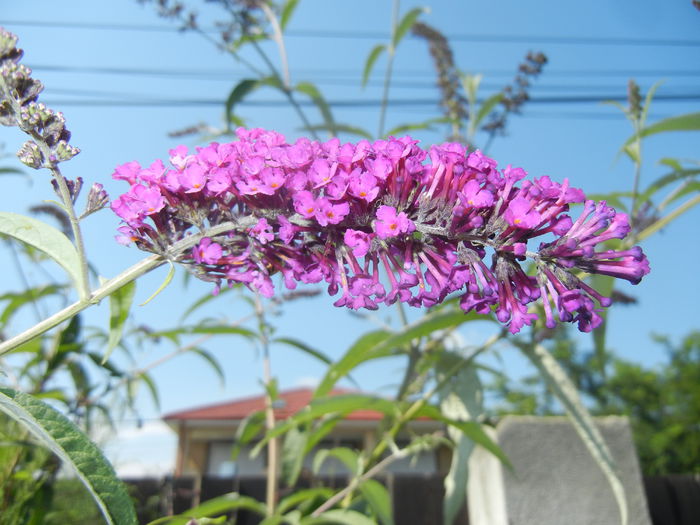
17, 140, 43, 169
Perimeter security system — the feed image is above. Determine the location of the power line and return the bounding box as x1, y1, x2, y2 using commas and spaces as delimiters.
40, 93, 700, 108
27, 64, 700, 79
4, 19, 700, 47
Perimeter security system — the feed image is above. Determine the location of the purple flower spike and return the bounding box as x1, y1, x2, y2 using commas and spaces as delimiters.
111, 128, 650, 333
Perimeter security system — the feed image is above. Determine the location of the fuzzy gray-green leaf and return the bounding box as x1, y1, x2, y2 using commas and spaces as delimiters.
0, 212, 85, 296
0, 388, 137, 525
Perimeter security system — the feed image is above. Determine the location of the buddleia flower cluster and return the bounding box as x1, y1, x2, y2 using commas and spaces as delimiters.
111, 128, 649, 334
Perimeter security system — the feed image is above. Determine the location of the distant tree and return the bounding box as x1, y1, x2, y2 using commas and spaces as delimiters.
491, 329, 700, 474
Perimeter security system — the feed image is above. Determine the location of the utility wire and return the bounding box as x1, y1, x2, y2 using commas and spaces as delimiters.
40, 93, 700, 108
27, 64, 700, 79
4, 19, 700, 47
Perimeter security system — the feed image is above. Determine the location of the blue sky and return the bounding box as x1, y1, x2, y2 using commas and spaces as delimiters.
1, 0, 699, 474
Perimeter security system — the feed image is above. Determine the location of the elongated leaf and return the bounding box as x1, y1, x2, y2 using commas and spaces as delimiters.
359, 479, 393, 525
274, 336, 333, 364
303, 123, 373, 140
0, 284, 64, 329
146, 493, 266, 525
281, 425, 308, 486
622, 112, 700, 148
392, 7, 426, 48
642, 167, 700, 202
179, 284, 236, 322
139, 261, 174, 306
415, 405, 509, 466
253, 395, 398, 456
280, 0, 300, 30
437, 359, 483, 525
317, 309, 485, 396
226, 79, 260, 128
362, 44, 386, 87
312, 446, 360, 475
0, 388, 137, 525
278, 487, 335, 515
296, 81, 336, 136
637, 193, 700, 242
473, 92, 504, 130
315, 330, 391, 396
0, 212, 85, 296
302, 509, 378, 525
521, 343, 628, 525
385, 116, 450, 137
232, 410, 266, 460
105, 280, 136, 362
149, 324, 256, 340
591, 273, 615, 373
190, 347, 226, 386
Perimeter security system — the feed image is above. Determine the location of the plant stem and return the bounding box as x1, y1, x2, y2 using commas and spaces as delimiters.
377, 0, 400, 138
230, 10, 320, 141
260, 3, 291, 89
0, 219, 245, 357
370, 331, 502, 463
254, 296, 278, 516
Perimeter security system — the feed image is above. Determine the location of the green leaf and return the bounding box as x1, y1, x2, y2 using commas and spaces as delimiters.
358, 479, 393, 525
315, 330, 392, 397
278, 487, 335, 515
0, 388, 137, 525
621, 112, 700, 149
295, 81, 336, 136
189, 347, 226, 386
226, 79, 260, 128
437, 359, 483, 525
232, 410, 266, 460
392, 7, 426, 49
590, 274, 615, 373
362, 44, 386, 88
312, 446, 360, 475
280, 0, 300, 30
317, 309, 486, 396
0, 284, 64, 330
520, 343, 628, 525
415, 405, 509, 467
472, 92, 504, 131
281, 425, 308, 486
637, 193, 700, 242
385, 116, 450, 137
639, 80, 664, 129
149, 324, 256, 341
139, 261, 174, 306
146, 493, 266, 525
302, 123, 374, 140
253, 395, 398, 456
105, 280, 136, 363
273, 337, 333, 365
179, 284, 235, 322
301, 509, 378, 525
0, 212, 86, 297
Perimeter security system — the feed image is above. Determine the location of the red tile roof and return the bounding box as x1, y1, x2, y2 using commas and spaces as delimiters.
162, 387, 389, 422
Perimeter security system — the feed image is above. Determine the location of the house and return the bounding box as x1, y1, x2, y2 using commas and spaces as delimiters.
163, 388, 449, 478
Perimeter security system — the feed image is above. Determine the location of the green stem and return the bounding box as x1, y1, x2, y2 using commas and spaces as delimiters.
0, 220, 246, 357
370, 331, 502, 463
377, 0, 400, 138
254, 296, 278, 516
0, 74, 90, 299
50, 165, 91, 300
231, 11, 319, 141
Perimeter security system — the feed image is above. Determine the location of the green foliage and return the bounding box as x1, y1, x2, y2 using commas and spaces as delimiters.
0, 388, 138, 525
0, 212, 86, 298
